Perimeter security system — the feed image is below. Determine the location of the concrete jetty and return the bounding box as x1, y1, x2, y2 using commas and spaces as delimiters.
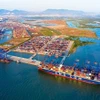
7, 55, 41, 66
29, 53, 37, 60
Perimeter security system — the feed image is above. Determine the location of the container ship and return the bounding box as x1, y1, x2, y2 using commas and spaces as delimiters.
38, 62, 100, 85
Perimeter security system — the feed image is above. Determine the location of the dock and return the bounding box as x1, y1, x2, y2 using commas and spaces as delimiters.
7, 55, 41, 66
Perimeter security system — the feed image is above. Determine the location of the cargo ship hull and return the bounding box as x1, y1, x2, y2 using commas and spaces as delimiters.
38, 67, 100, 85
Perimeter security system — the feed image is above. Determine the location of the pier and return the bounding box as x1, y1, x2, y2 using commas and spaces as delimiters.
29, 53, 37, 60
7, 55, 41, 66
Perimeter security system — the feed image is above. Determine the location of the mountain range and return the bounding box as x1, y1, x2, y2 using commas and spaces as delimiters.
0, 9, 29, 15
0, 9, 99, 17
42, 9, 85, 15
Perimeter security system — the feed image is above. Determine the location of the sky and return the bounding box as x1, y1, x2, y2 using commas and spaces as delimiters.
0, 0, 100, 12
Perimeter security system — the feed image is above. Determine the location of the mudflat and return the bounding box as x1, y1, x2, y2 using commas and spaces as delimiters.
43, 20, 97, 38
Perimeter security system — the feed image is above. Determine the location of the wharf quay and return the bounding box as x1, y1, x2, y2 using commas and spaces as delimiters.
7, 55, 41, 66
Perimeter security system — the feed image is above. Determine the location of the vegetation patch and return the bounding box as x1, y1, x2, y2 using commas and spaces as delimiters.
40, 27, 61, 36
65, 36, 94, 53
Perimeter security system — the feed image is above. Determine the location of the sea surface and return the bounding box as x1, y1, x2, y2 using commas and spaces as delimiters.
0, 62, 100, 100
8, 51, 33, 58
0, 21, 100, 100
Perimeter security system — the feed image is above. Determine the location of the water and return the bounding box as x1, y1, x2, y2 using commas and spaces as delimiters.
33, 54, 62, 65
8, 51, 33, 58
0, 62, 100, 100
0, 30, 12, 44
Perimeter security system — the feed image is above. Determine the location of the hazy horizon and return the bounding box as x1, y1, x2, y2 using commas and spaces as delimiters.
0, 0, 100, 13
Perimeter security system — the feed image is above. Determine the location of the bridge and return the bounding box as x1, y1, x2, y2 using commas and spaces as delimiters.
59, 41, 74, 68
7, 55, 41, 66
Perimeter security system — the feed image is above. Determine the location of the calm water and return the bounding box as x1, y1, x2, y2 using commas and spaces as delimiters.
0, 62, 100, 100
1, 22, 100, 100
8, 51, 33, 58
